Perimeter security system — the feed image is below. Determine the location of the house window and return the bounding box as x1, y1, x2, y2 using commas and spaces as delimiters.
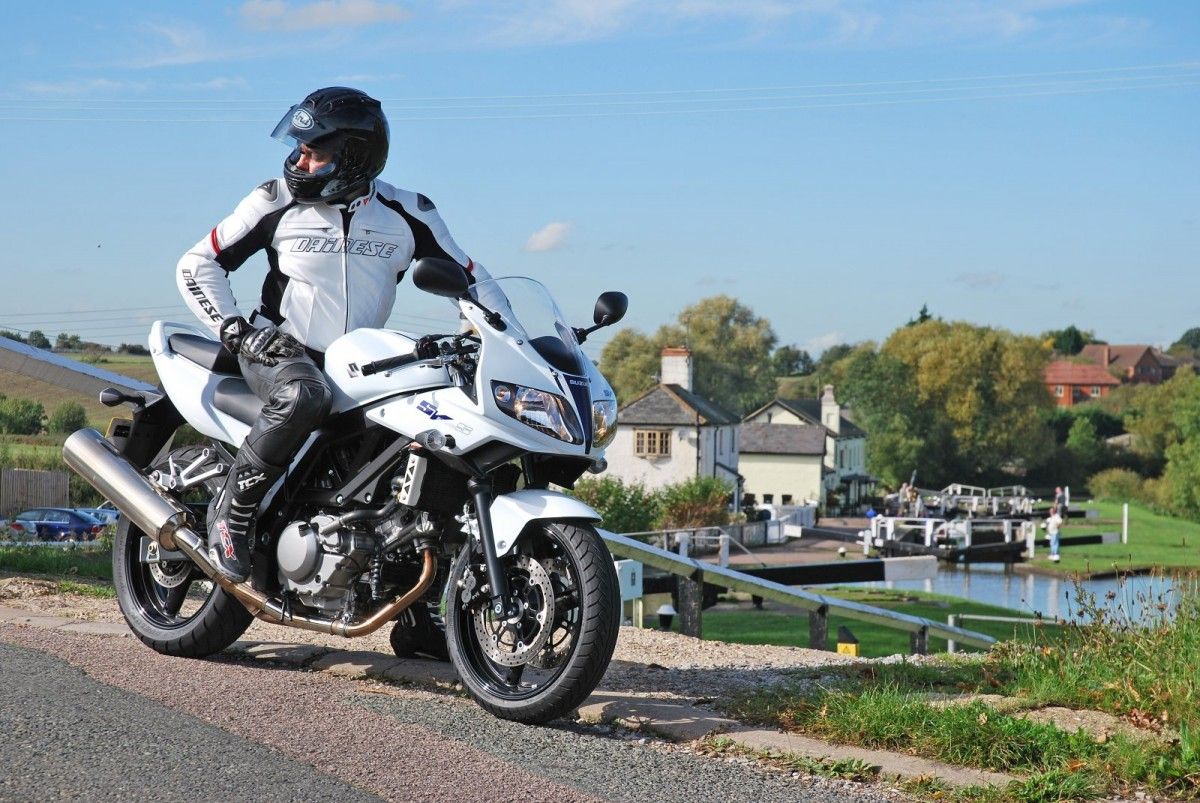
782, 494, 793, 505
763, 494, 774, 504
1090, 385, 1101, 397
1054, 385, 1064, 397
634, 429, 671, 457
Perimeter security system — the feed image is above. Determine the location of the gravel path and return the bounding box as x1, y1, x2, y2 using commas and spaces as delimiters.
0, 576, 902, 801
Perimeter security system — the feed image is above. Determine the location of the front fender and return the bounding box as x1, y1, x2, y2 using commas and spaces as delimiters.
488, 489, 601, 557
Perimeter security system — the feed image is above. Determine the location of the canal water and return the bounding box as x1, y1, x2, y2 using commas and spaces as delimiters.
855, 563, 1183, 623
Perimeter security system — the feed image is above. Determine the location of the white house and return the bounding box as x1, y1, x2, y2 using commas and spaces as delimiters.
742, 385, 871, 512
605, 347, 741, 505
738, 421, 825, 508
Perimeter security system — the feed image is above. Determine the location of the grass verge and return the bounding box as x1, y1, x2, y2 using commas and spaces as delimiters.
723, 578, 1200, 800
0, 546, 112, 581
1042, 500, 1200, 574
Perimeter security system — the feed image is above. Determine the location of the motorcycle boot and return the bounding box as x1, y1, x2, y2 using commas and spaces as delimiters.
207, 447, 283, 584
389, 602, 450, 662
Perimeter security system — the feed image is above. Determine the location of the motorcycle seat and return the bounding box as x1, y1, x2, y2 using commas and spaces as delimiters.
168, 333, 240, 375
213, 377, 264, 425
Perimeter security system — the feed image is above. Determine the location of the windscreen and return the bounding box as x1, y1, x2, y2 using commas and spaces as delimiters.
469, 277, 584, 374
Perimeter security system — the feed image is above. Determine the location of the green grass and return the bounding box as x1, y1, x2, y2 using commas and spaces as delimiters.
652, 588, 1057, 658
723, 581, 1200, 799
54, 579, 116, 598
1037, 500, 1200, 574
0, 546, 112, 580
0, 353, 158, 431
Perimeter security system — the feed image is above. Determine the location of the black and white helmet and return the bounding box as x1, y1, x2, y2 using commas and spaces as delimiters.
271, 87, 389, 203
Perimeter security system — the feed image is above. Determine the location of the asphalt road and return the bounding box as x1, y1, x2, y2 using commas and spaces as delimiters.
0, 625, 897, 803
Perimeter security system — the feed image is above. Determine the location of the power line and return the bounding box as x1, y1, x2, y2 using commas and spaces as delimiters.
8, 61, 1197, 104
2, 71, 1196, 123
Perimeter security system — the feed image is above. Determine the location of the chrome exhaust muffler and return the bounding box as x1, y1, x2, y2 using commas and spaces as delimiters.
62, 428, 437, 637
62, 429, 190, 550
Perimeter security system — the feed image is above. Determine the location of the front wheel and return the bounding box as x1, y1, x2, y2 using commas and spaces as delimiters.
445, 521, 620, 724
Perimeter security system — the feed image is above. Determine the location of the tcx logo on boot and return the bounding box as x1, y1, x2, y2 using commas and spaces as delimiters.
417, 400, 451, 420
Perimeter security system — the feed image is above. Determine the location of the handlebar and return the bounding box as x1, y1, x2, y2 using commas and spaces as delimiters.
360, 352, 422, 376
358, 334, 478, 376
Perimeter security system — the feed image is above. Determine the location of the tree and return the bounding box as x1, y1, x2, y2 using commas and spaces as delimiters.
0, 397, 45, 435
1171, 327, 1200, 353
47, 402, 88, 434
118, 343, 150, 356
1161, 382, 1200, 519
770, 345, 814, 377
54, 332, 82, 350
599, 295, 779, 415
0, 330, 24, 343
838, 320, 1054, 487
27, 330, 51, 349
1065, 417, 1106, 477
1122, 367, 1198, 463
906, 304, 933, 327
597, 328, 661, 406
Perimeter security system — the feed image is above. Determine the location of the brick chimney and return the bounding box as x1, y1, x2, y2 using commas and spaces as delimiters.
660, 347, 693, 391
1103, 345, 1111, 367
820, 384, 841, 435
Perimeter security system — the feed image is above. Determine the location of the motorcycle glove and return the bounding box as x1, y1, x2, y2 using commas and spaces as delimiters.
219, 316, 254, 354
239, 324, 306, 367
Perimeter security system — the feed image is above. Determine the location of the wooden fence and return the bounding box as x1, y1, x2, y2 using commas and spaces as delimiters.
1, 468, 70, 516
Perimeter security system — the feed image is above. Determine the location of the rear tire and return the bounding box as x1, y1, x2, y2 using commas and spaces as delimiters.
111, 448, 252, 658
445, 521, 620, 724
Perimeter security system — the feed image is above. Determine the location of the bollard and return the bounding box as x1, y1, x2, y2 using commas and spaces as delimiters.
809, 604, 829, 651
836, 625, 860, 656
946, 615, 958, 654
677, 571, 703, 638
910, 626, 928, 656
718, 533, 730, 567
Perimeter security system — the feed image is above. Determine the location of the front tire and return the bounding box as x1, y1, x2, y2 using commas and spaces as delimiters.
445, 521, 620, 724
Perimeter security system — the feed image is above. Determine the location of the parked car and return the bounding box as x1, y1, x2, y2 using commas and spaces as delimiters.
9, 508, 106, 541
75, 507, 120, 526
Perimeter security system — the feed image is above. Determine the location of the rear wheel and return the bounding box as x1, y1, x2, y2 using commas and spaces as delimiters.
445, 521, 620, 724
111, 448, 251, 658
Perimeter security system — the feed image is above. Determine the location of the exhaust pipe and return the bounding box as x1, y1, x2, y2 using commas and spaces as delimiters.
62, 428, 437, 638
63, 429, 190, 550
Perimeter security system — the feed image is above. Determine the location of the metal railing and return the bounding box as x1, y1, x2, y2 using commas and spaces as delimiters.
600, 529, 996, 653
945, 613, 1068, 654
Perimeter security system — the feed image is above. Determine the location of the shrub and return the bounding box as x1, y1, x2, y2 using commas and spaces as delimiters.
1088, 468, 1144, 502
654, 476, 733, 529
572, 477, 659, 534
0, 397, 44, 435
47, 402, 87, 434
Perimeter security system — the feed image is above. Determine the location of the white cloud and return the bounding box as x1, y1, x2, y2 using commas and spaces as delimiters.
804, 331, 844, 355
523, 222, 572, 252
240, 0, 409, 31
469, 0, 1139, 48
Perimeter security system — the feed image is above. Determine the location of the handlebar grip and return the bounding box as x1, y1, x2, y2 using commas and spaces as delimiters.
360, 351, 420, 376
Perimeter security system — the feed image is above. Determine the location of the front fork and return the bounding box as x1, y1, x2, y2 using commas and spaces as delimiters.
467, 478, 518, 618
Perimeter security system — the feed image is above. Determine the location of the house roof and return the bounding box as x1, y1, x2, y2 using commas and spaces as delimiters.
748, 397, 867, 439
1044, 360, 1121, 386
618, 384, 740, 426
740, 422, 825, 455
1079, 344, 1159, 369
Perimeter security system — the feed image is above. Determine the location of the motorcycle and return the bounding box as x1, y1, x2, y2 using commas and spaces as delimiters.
63, 258, 627, 724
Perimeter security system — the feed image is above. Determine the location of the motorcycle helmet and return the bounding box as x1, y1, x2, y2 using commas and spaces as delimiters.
270, 87, 389, 203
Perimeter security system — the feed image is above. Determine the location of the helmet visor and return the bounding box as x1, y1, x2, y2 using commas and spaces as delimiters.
270, 104, 339, 147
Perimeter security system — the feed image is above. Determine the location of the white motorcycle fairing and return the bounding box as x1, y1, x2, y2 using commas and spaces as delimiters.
148, 275, 616, 560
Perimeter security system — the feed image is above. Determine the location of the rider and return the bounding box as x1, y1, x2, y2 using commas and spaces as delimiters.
176, 86, 484, 657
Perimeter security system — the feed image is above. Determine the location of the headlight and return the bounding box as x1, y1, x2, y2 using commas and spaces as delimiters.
492, 382, 584, 444
592, 399, 618, 448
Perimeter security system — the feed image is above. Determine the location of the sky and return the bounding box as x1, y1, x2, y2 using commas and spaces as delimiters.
1, 0, 1197, 363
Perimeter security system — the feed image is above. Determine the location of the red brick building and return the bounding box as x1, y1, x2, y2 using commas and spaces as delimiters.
1079, 344, 1178, 385
1044, 360, 1121, 408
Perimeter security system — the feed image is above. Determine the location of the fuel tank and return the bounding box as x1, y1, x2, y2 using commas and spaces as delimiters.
324, 328, 452, 413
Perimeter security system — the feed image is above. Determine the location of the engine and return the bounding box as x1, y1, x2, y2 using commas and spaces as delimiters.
275, 515, 378, 612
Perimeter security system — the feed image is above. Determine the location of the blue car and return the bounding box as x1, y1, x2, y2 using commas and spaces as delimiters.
10, 508, 106, 541
75, 507, 121, 526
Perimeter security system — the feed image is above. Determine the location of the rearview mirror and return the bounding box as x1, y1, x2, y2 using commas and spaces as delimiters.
593, 291, 628, 327
411, 258, 469, 298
